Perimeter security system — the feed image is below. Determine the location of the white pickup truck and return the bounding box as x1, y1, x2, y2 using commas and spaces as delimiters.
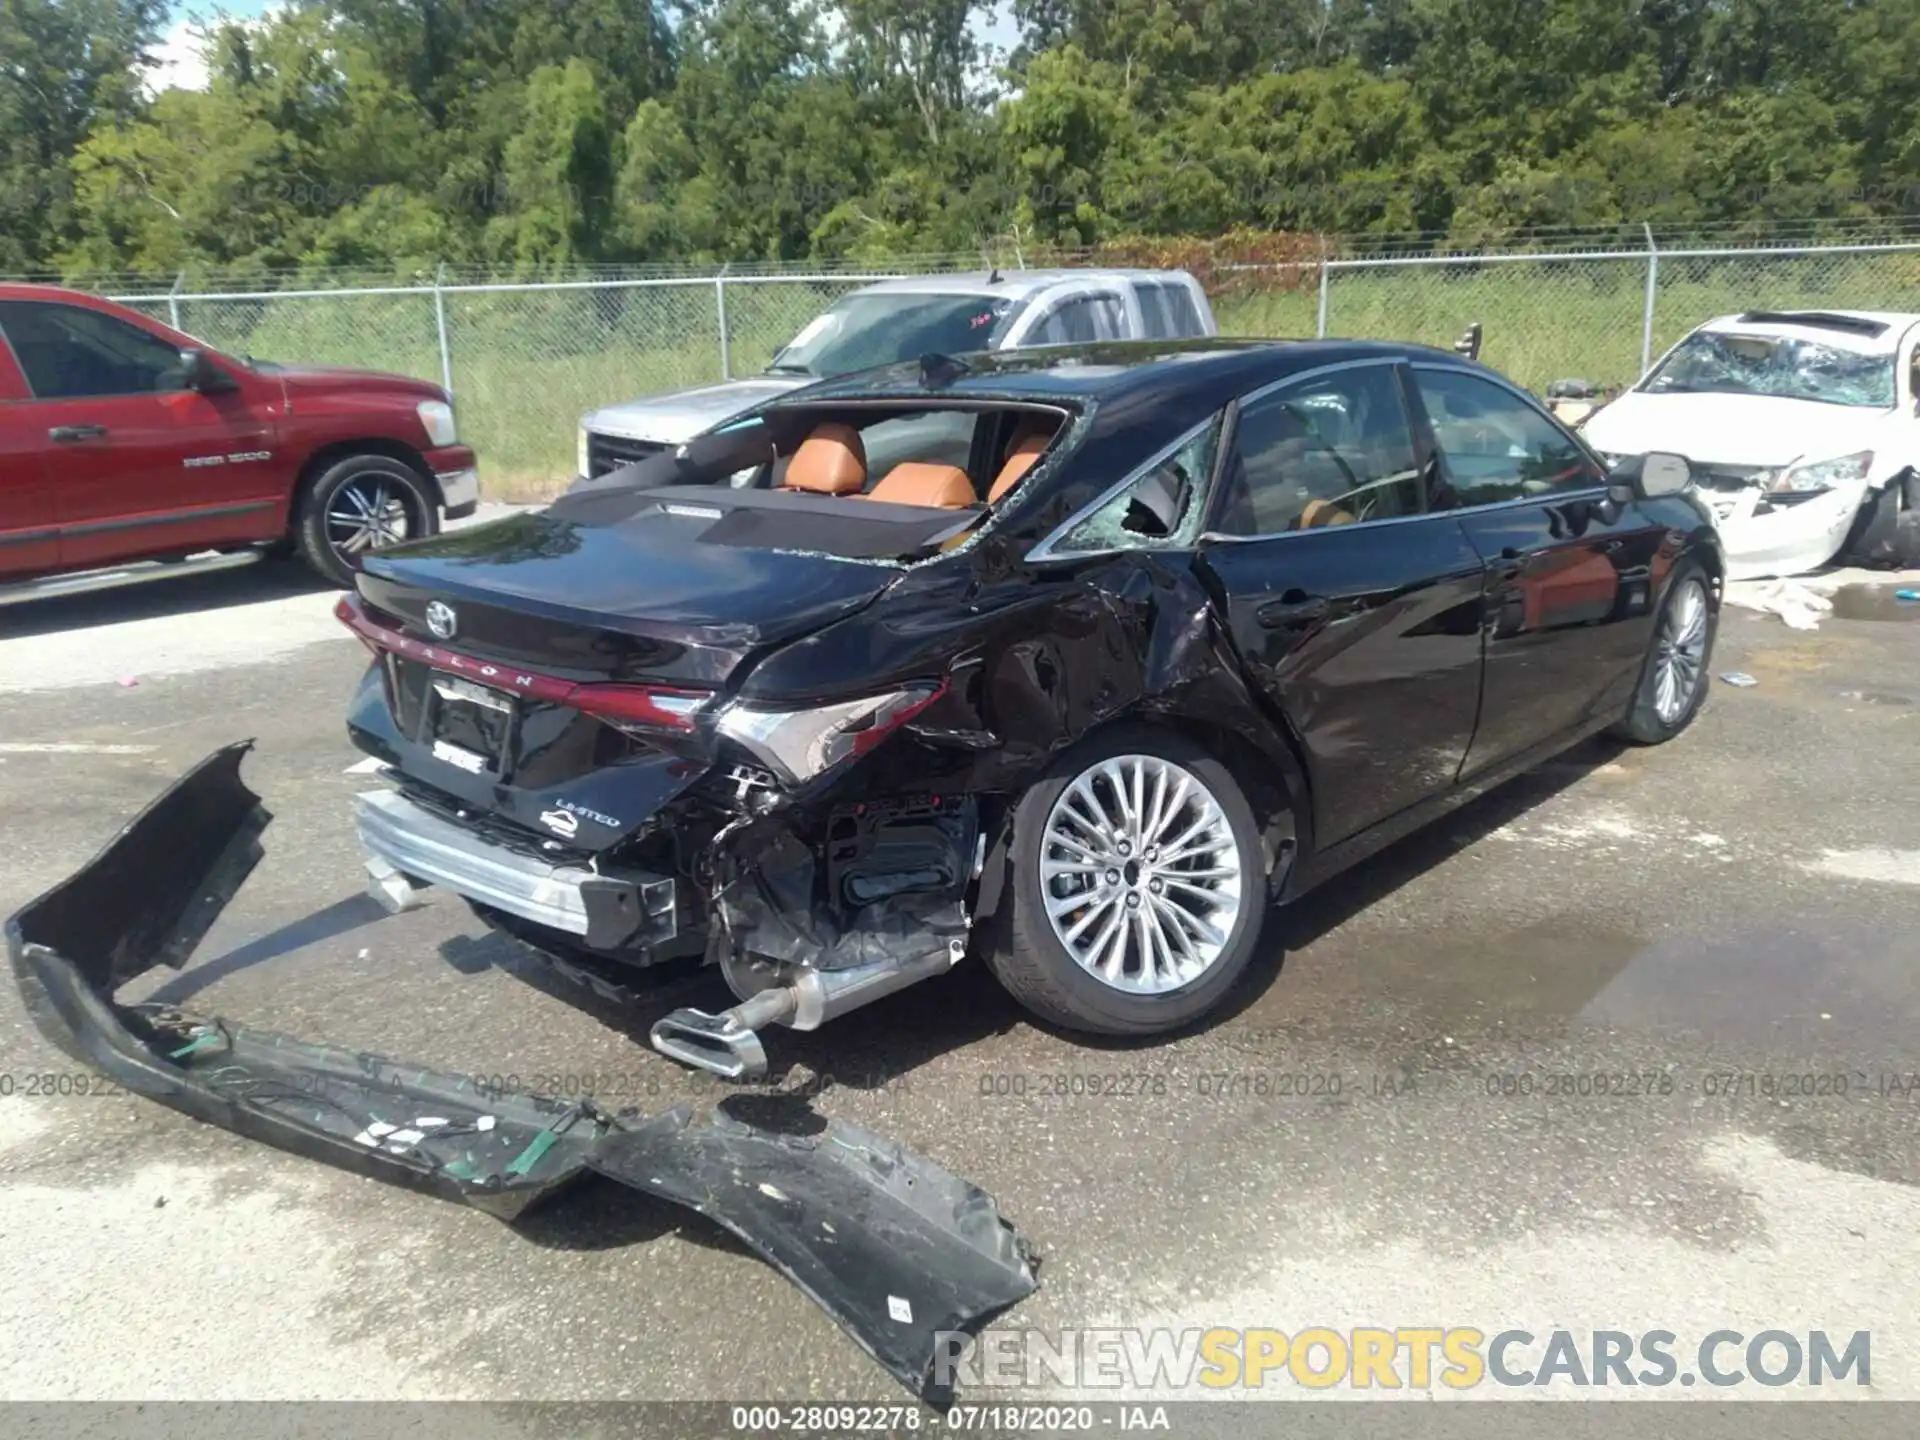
577, 268, 1217, 478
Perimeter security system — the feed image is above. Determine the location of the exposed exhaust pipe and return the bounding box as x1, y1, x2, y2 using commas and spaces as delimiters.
650, 938, 966, 1079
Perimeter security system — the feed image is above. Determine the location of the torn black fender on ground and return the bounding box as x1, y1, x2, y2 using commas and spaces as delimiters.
5, 743, 1037, 1402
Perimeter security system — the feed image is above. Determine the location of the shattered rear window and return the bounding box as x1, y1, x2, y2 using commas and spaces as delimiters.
1642, 332, 1895, 408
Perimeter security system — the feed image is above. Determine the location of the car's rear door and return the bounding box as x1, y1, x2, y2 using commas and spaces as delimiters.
0, 325, 59, 577
1133, 279, 1211, 340
1197, 359, 1488, 849
0, 299, 279, 571
1406, 362, 1666, 779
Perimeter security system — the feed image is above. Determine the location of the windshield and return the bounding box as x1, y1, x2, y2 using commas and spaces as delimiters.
1641, 331, 1895, 408
768, 293, 1024, 376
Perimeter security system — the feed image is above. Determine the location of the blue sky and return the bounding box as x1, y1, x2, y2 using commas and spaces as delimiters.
153, 1, 1023, 92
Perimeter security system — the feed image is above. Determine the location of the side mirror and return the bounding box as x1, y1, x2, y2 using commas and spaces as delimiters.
1606, 450, 1691, 504
180, 348, 236, 395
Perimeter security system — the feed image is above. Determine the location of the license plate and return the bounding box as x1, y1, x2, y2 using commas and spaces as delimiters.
428, 675, 515, 773
431, 739, 488, 774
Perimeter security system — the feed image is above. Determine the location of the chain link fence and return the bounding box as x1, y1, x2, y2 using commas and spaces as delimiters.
1312, 240, 1920, 398
91, 237, 1920, 497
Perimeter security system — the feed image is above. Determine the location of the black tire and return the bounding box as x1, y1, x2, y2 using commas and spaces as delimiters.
295, 452, 439, 587
1610, 560, 1717, 745
1896, 505, 1920, 569
988, 725, 1268, 1036
1841, 472, 1920, 568
1886, 472, 1920, 568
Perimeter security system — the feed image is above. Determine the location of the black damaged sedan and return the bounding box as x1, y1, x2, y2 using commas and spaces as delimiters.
338, 339, 1723, 1077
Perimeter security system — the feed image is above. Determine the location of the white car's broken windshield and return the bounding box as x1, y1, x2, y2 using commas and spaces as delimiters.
768, 294, 1024, 376
1642, 332, 1895, 408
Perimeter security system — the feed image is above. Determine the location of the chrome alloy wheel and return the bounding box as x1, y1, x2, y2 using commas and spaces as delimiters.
327, 471, 416, 560
1653, 577, 1709, 724
1039, 754, 1245, 995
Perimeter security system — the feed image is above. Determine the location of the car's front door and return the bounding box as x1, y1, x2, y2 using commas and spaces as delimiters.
0, 299, 280, 571
1198, 359, 1489, 849
1408, 363, 1667, 778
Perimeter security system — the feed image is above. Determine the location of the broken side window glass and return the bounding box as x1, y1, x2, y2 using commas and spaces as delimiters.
1048, 414, 1222, 554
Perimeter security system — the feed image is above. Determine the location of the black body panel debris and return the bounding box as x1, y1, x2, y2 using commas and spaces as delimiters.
4, 744, 1037, 1397
593, 1103, 1038, 1403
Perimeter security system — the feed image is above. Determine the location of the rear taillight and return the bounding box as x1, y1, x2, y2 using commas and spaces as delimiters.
336, 594, 710, 733
337, 595, 383, 656
715, 681, 947, 785
566, 683, 710, 734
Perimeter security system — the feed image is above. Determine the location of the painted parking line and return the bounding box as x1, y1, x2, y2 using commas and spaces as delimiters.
0, 743, 157, 755
1809, 848, 1920, 885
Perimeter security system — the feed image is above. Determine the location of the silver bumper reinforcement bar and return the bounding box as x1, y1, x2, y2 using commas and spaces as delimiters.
354, 788, 674, 949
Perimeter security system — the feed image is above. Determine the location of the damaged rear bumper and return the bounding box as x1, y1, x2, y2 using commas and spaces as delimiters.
5, 744, 1036, 1402
355, 786, 679, 948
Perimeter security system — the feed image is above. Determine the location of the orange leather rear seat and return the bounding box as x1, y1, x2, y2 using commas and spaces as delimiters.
782, 423, 867, 495
863, 462, 975, 508
988, 426, 1054, 501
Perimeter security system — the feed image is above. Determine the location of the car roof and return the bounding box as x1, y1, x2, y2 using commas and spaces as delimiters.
782, 337, 1469, 411
844, 270, 1199, 301
1697, 309, 1920, 354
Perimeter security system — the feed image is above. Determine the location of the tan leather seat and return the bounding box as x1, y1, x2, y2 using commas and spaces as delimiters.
1298, 497, 1356, 528
782, 423, 867, 496
987, 426, 1055, 502
864, 462, 975, 509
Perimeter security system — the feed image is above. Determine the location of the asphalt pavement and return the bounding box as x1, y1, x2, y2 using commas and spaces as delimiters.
1, 554, 1917, 1412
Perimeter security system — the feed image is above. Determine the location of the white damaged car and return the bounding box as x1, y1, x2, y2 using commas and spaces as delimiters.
1580, 311, 1920, 578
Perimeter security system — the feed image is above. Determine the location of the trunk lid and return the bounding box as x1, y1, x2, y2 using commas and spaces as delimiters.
359, 507, 902, 687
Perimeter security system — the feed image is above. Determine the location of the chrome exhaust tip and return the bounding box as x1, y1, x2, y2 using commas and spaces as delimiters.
650, 986, 795, 1079
649, 1008, 772, 1079
648, 940, 966, 1079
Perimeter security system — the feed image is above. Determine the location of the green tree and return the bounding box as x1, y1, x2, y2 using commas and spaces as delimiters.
62, 85, 311, 274
840, 0, 978, 149
485, 59, 614, 266
14, 0, 1920, 277
0, 0, 164, 273
998, 43, 1135, 242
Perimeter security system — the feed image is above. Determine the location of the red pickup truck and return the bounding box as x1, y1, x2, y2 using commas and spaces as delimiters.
0, 284, 478, 588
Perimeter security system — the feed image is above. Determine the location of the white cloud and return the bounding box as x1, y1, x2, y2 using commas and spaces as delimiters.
143, 18, 210, 95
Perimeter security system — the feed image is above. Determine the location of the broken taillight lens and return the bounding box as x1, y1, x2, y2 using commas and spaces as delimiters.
715, 681, 948, 786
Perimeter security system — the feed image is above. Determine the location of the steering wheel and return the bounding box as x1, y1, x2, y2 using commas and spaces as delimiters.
1279, 404, 1362, 493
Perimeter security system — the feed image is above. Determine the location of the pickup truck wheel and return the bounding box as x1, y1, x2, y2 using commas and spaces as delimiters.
990, 727, 1267, 1036
296, 453, 438, 587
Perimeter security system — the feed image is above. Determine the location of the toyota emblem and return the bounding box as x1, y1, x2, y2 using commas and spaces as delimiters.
424, 600, 458, 640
